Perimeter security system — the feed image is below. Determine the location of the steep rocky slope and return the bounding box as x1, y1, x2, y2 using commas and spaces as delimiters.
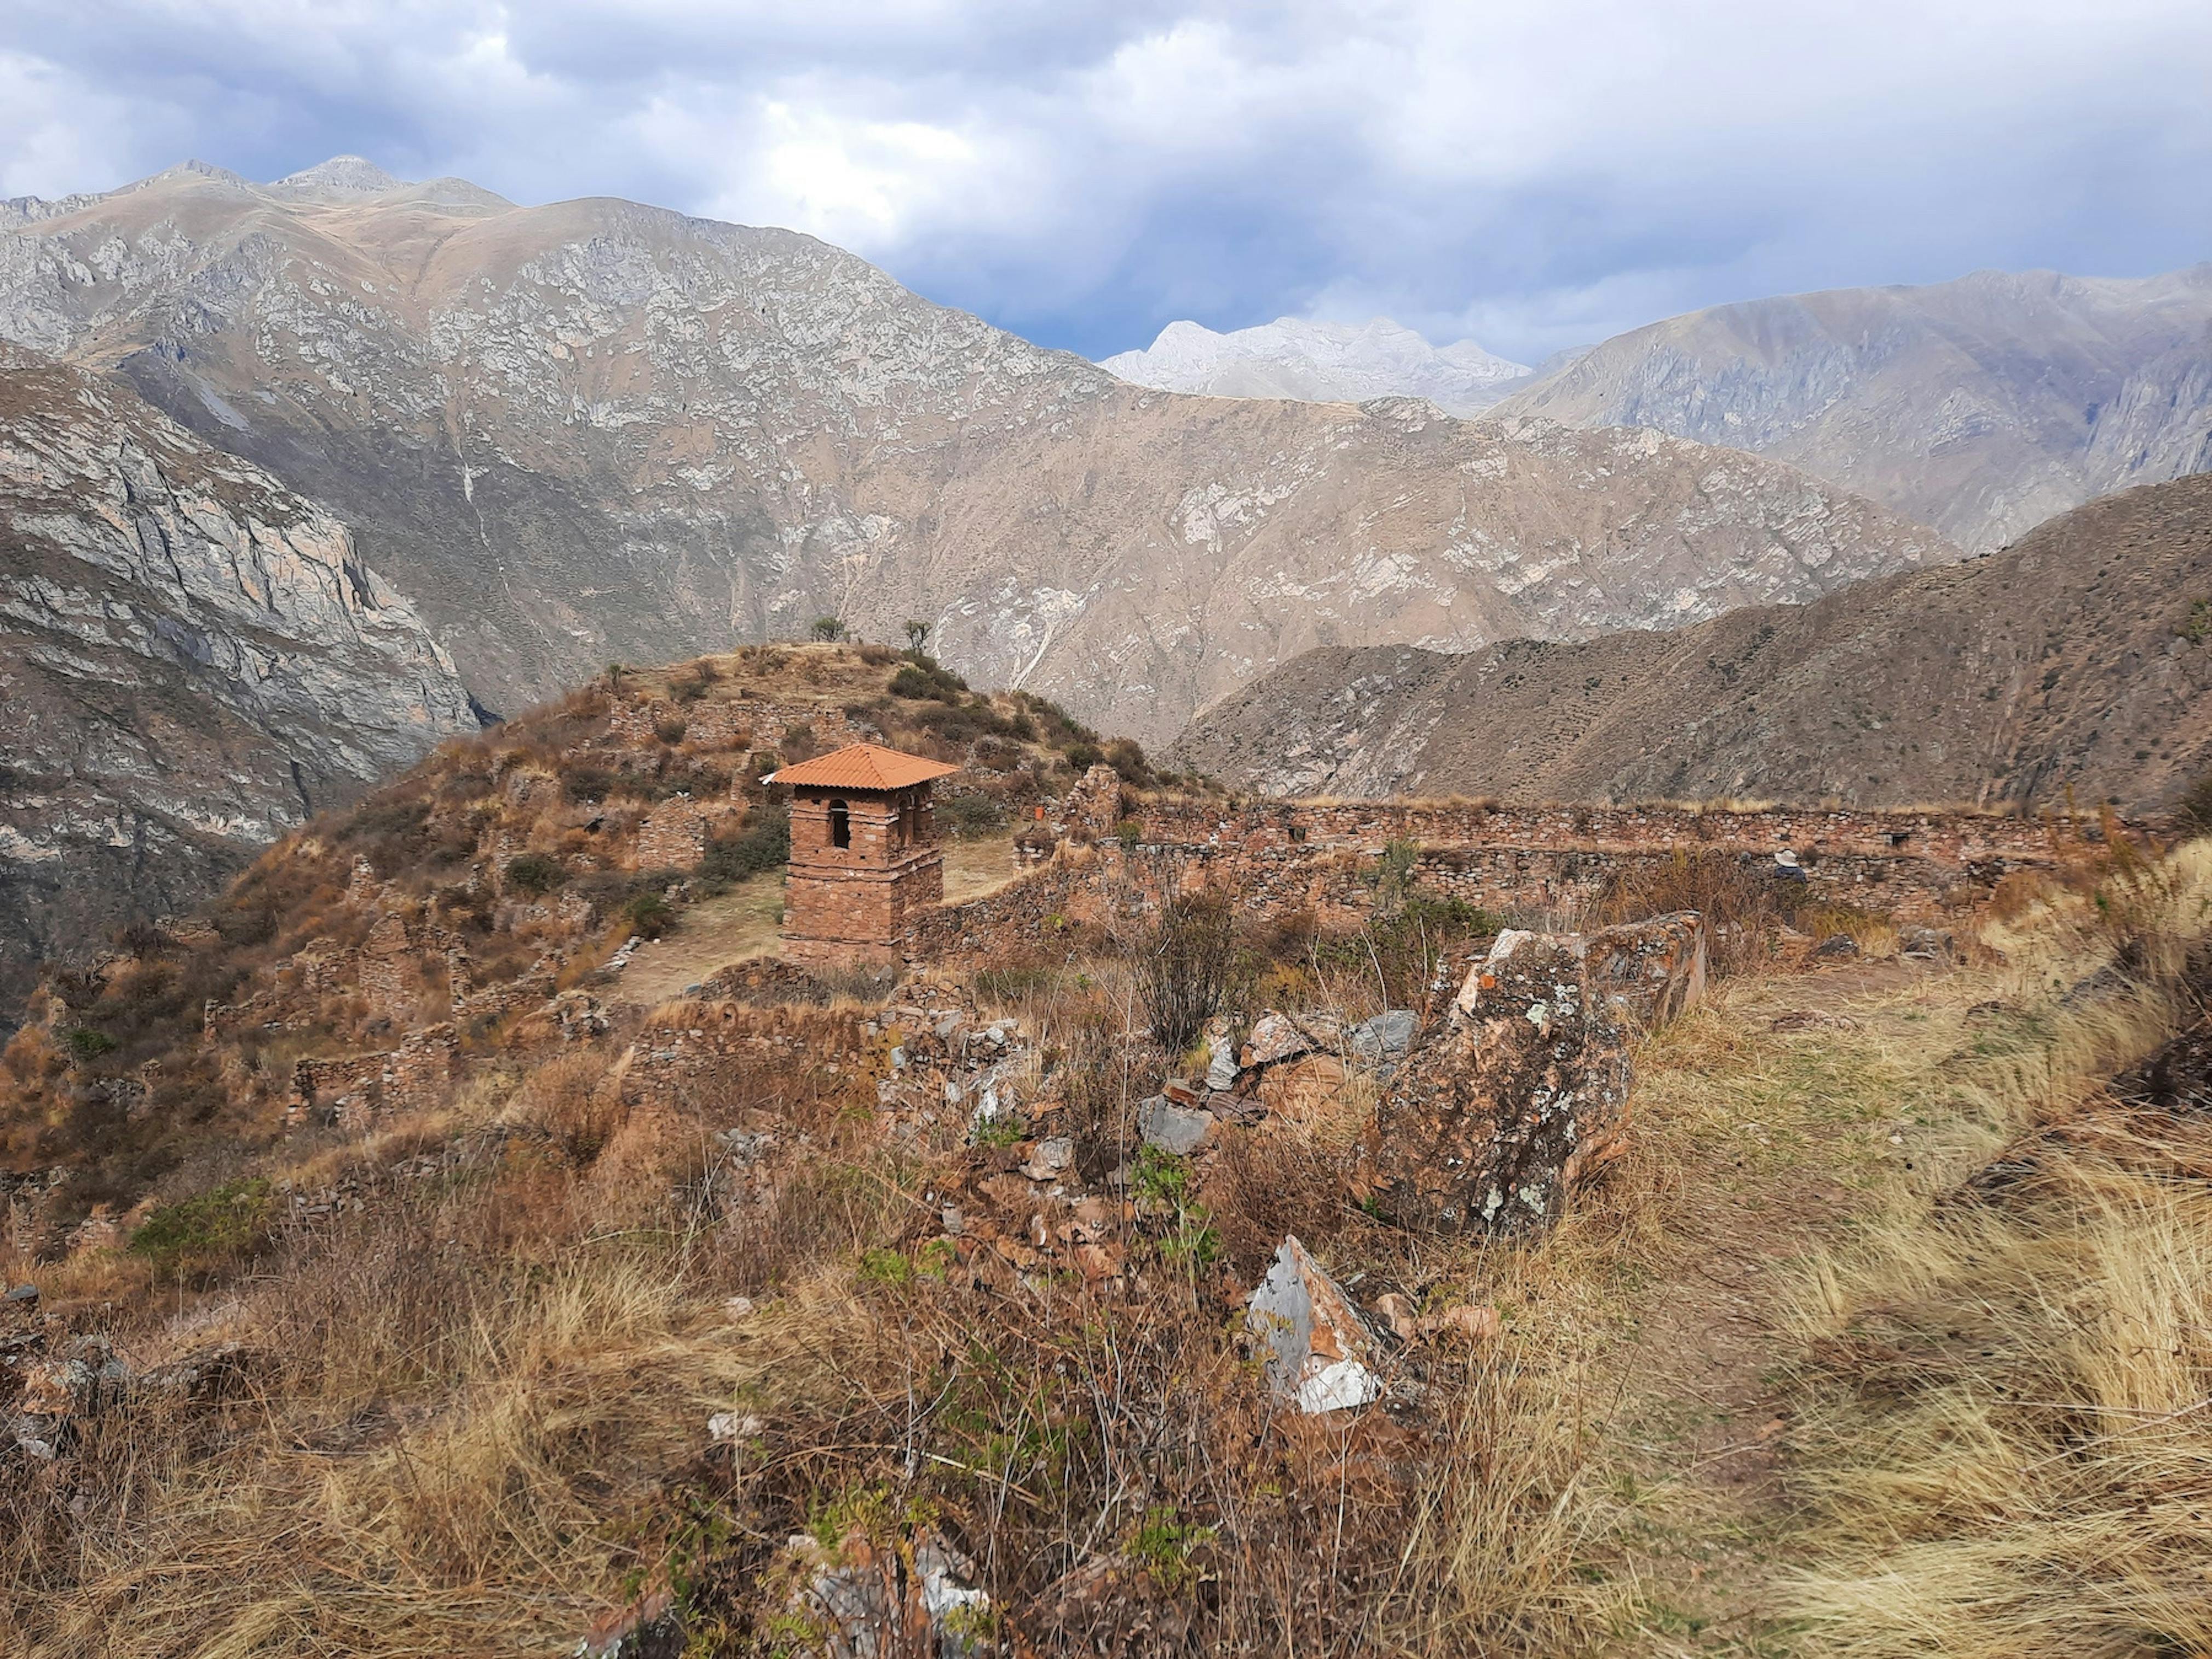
0, 159, 1948, 745
1496, 266, 2212, 551
1171, 473, 2212, 812
1101, 316, 1532, 413
0, 342, 475, 1022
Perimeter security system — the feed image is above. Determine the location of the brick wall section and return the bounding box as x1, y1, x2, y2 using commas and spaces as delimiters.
782, 784, 945, 970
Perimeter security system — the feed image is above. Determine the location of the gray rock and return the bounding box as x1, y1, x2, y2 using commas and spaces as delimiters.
1245, 1236, 1384, 1414
1349, 1009, 1418, 1061
1138, 1095, 1212, 1156
3, 1283, 36, 1305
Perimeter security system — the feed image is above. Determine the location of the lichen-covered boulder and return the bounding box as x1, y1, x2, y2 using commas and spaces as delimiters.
1358, 927, 1635, 1236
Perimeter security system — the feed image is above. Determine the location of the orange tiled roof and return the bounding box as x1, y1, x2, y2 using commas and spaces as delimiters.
763, 742, 959, 791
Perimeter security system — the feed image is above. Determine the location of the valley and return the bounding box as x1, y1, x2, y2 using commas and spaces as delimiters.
1, 124, 2209, 1659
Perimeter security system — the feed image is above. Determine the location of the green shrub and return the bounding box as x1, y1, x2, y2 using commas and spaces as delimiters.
889, 660, 967, 702
810, 617, 850, 642
699, 802, 791, 890
1065, 741, 1103, 772
938, 792, 1006, 839
504, 852, 567, 894
128, 1177, 274, 1279
857, 1247, 915, 1288
1103, 738, 1154, 787
624, 891, 675, 940
65, 1027, 116, 1061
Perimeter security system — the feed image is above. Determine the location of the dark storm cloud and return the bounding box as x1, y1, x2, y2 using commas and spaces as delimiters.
3, 1, 2209, 361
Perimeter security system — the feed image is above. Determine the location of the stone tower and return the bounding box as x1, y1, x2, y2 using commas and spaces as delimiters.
764, 742, 960, 971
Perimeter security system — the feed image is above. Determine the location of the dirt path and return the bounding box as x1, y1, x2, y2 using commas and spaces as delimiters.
613, 836, 1023, 1009
1576, 956, 1967, 1654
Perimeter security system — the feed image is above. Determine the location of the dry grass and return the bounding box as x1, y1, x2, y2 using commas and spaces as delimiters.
1772, 840, 2212, 1657
10, 837, 2212, 1656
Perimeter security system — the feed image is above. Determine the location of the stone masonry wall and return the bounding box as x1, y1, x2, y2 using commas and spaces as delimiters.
1131, 799, 2081, 866
633, 794, 708, 871
896, 799, 2091, 969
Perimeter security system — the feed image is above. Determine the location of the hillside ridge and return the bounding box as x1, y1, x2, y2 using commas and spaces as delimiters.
1170, 471, 2212, 812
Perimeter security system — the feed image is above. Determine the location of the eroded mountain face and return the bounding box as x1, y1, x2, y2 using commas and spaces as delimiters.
1496, 266, 2212, 552
0, 342, 476, 1021
1170, 472, 2212, 814
0, 160, 1951, 746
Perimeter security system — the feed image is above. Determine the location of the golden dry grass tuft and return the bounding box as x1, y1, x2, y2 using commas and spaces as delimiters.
1772, 840, 2212, 1657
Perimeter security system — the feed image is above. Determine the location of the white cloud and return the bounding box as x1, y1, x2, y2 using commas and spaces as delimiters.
2, 1, 2208, 358
0, 51, 141, 198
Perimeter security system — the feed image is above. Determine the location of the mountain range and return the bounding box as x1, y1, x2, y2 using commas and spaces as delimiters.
0, 341, 474, 1020
1490, 266, 2212, 551
1107, 270, 2212, 555
1100, 317, 1535, 415
1170, 471, 2212, 813
0, 158, 1951, 749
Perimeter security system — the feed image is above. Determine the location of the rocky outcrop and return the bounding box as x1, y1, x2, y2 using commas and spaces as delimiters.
0, 159, 1948, 747
0, 343, 476, 1022
1361, 924, 1664, 1236
1496, 264, 2212, 551
1172, 473, 2212, 815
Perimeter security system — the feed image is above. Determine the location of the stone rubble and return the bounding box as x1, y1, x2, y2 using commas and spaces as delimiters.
785, 1526, 999, 1658
1245, 1235, 1387, 1414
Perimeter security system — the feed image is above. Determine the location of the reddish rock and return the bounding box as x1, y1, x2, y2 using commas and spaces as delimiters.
1585, 910, 1708, 1027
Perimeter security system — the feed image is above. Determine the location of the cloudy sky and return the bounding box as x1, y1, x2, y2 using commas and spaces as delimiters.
3, 1, 2209, 362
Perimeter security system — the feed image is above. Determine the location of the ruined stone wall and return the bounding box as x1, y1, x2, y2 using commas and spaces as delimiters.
605, 696, 864, 755
285, 1024, 455, 1128
1087, 840, 2006, 928
903, 858, 1110, 966
894, 799, 2083, 970
632, 794, 708, 871
1131, 799, 2082, 866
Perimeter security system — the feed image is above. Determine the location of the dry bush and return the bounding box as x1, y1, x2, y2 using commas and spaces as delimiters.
1204, 1125, 1354, 1278
1597, 846, 1814, 973
502, 1050, 622, 1162
1139, 891, 1237, 1052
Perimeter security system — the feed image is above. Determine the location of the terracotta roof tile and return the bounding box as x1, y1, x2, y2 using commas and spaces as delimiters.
764, 742, 959, 791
